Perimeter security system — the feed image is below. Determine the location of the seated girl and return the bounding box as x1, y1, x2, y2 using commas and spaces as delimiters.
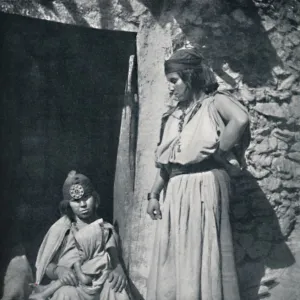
31, 170, 130, 300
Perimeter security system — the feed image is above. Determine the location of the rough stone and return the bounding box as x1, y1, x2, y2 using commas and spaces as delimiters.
255, 87, 267, 101
257, 223, 274, 241
234, 244, 246, 264
238, 233, 255, 250
287, 152, 300, 163
272, 65, 290, 76
261, 177, 282, 192
239, 85, 256, 102
254, 103, 287, 119
278, 74, 297, 91
278, 140, 289, 151
272, 128, 295, 143
267, 89, 292, 100
247, 240, 272, 259
261, 15, 276, 32
247, 165, 270, 179
272, 157, 296, 175
291, 142, 300, 152
288, 95, 300, 120
254, 137, 277, 154
269, 31, 284, 49
283, 180, 300, 189
232, 202, 249, 220
292, 84, 300, 94
250, 154, 273, 168
279, 208, 295, 237
288, 31, 300, 46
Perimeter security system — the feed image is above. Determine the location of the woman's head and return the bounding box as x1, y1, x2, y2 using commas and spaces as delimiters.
60, 170, 100, 221
164, 47, 218, 102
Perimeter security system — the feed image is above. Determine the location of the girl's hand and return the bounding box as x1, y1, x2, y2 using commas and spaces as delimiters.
147, 199, 162, 220
107, 265, 127, 293
55, 266, 78, 286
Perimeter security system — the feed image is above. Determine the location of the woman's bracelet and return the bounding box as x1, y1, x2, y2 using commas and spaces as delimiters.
147, 192, 160, 201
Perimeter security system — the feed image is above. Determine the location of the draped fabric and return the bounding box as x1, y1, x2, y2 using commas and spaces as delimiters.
35, 217, 130, 300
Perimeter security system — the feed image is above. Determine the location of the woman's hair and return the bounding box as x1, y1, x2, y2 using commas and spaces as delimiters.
176, 64, 219, 95
59, 191, 101, 221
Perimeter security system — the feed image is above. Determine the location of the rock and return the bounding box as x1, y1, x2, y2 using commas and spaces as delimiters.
261, 177, 282, 192
232, 202, 249, 220
251, 197, 274, 217
296, 132, 300, 142
277, 48, 291, 61
272, 128, 294, 143
254, 103, 287, 119
250, 154, 273, 168
254, 137, 277, 154
277, 75, 297, 91
269, 136, 278, 150
238, 233, 255, 250
247, 166, 270, 179
239, 85, 256, 102
276, 22, 292, 33
278, 140, 289, 151
283, 180, 300, 189
269, 31, 284, 49
272, 157, 299, 177
279, 208, 295, 237
288, 95, 300, 120
234, 244, 246, 264
258, 285, 269, 297
269, 192, 281, 204
257, 223, 274, 241
247, 240, 272, 259
231, 9, 253, 27
233, 220, 257, 232
288, 31, 300, 46
292, 84, 300, 94
272, 65, 290, 76
255, 87, 267, 101
291, 142, 300, 152
267, 89, 292, 100
253, 127, 270, 137
261, 15, 276, 31
287, 152, 300, 163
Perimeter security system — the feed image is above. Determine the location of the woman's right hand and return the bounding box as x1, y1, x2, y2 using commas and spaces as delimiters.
147, 198, 162, 220
55, 265, 78, 286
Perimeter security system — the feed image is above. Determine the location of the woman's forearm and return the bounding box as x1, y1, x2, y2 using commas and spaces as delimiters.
218, 119, 248, 153
150, 169, 166, 195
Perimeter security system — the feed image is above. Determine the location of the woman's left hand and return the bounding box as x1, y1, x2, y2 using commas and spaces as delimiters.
107, 264, 127, 293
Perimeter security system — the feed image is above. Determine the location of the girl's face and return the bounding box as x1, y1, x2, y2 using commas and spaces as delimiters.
166, 72, 190, 102
69, 195, 96, 220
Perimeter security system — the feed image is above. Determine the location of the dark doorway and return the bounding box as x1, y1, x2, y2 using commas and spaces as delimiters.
0, 11, 136, 284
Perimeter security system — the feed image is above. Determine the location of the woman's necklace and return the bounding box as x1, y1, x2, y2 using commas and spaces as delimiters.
176, 96, 205, 153
177, 103, 195, 152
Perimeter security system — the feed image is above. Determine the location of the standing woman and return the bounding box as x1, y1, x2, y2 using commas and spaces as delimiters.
146, 48, 250, 300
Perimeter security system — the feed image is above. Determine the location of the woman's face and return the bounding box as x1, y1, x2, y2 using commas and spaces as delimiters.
69, 195, 96, 220
166, 72, 190, 102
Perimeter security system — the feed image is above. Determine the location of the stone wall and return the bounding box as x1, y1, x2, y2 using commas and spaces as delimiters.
0, 1, 300, 300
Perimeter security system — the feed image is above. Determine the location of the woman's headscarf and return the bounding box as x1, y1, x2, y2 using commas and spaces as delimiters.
164, 48, 204, 74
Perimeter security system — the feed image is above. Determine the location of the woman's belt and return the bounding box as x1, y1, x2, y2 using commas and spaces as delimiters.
168, 158, 221, 179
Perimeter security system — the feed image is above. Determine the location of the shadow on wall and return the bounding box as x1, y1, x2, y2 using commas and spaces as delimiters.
138, 0, 281, 88
231, 170, 294, 300
113, 221, 145, 300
